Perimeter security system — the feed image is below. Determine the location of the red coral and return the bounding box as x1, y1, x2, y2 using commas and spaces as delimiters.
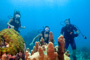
49, 32, 54, 43
31, 50, 34, 55
38, 47, 44, 60
35, 42, 39, 52
40, 37, 45, 46
58, 35, 65, 60
47, 42, 57, 60
2, 53, 7, 60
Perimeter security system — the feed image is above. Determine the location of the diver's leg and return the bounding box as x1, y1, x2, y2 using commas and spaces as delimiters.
73, 49, 76, 60
70, 39, 76, 60
65, 39, 69, 51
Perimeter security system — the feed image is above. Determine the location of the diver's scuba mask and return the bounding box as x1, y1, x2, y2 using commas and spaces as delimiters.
45, 27, 49, 32
64, 18, 70, 25
15, 14, 20, 20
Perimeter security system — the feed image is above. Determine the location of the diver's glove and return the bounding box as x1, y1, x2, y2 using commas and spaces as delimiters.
74, 34, 78, 37
11, 25, 14, 29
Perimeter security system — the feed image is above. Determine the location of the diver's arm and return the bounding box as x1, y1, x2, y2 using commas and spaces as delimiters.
75, 30, 79, 37
32, 34, 40, 43
30, 34, 41, 45
72, 25, 79, 37
74, 30, 79, 37
19, 21, 25, 29
73, 25, 79, 34
7, 19, 14, 28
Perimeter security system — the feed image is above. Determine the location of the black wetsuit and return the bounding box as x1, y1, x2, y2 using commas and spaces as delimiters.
39, 31, 50, 43
9, 18, 21, 32
61, 24, 78, 50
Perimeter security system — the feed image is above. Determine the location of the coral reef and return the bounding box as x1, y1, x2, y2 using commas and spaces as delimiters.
0, 28, 71, 60
75, 47, 90, 60
0, 28, 25, 60
25, 35, 70, 60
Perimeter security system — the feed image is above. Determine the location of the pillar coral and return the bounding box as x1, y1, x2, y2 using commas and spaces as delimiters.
40, 37, 45, 46
42, 45, 45, 51
31, 50, 34, 55
33, 42, 39, 53
27, 48, 30, 52
38, 47, 44, 60
47, 42, 57, 60
58, 35, 65, 60
35, 42, 39, 52
49, 32, 54, 43
25, 51, 29, 60
25, 35, 70, 60
33, 46, 36, 53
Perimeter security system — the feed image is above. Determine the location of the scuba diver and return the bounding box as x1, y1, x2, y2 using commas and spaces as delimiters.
7, 11, 25, 32
30, 26, 56, 45
60, 18, 79, 60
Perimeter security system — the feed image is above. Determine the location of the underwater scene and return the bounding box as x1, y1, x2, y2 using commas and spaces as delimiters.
0, 0, 90, 60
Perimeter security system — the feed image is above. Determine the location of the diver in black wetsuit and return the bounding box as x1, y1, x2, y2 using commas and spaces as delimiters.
61, 18, 79, 60
39, 26, 50, 43
30, 26, 56, 45
7, 11, 25, 32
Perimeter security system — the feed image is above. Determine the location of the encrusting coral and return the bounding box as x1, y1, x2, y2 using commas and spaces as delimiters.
25, 32, 70, 60
0, 28, 25, 60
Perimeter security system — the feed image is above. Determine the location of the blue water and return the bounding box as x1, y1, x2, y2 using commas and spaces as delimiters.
0, 0, 90, 59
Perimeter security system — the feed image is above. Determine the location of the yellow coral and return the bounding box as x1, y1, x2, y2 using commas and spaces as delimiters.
0, 28, 25, 55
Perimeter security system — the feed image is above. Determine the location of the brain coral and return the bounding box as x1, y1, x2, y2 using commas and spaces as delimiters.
0, 28, 25, 56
